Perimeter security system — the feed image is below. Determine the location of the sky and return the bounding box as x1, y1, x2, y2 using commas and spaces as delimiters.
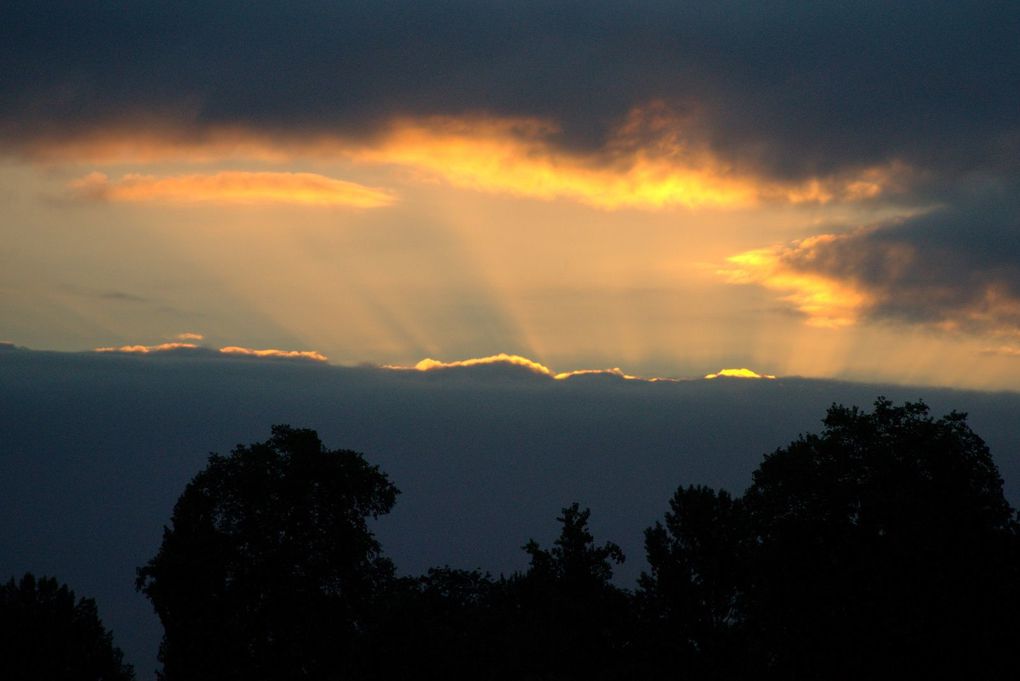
3, 1, 1020, 388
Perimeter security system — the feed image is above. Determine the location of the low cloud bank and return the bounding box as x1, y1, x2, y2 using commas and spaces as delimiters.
386, 353, 686, 382
94, 342, 328, 362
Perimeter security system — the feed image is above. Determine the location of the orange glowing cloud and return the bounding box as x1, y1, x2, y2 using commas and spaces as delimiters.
353, 114, 901, 210
553, 367, 640, 380
386, 354, 678, 382
981, 345, 1020, 357
402, 354, 558, 377
719, 235, 872, 328
39, 107, 903, 211
175, 332, 204, 340
353, 116, 757, 209
94, 342, 198, 354
69, 171, 396, 208
704, 368, 776, 379
218, 346, 328, 362
94, 342, 328, 362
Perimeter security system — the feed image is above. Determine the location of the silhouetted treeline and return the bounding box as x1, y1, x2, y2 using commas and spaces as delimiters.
6, 398, 1020, 679
0, 573, 135, 681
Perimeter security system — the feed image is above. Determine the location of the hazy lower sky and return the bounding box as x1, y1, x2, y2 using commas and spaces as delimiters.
3, 1, 1020, 389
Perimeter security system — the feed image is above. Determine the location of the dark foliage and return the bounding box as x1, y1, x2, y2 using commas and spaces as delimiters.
637, 486, 747, 678
509, 503, 632, 680
360, 568, 507, 680
742, 398, 1020, 679
131, 402, 1020, 679
638, 398, 1020, 679
362, 504, 633, 681
136, 425, 398, 681
0, 573, 134, 681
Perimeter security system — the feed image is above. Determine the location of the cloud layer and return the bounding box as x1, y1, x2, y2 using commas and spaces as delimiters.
218, 346, 328, 362
705, 368, 776, 380
722, 190, 1020, 337
2, 2, 1017, 183
347, 114, 896, 209
386, 353, 681, 382
95, 342, 199, 354
94, 342, 328, 362
70, 171, 395, 207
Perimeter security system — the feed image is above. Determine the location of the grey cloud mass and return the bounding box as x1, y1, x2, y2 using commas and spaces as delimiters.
1, 1, 1018, 180
779, 185, 1020, 332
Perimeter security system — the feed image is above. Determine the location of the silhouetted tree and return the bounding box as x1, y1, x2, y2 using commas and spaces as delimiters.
741, 398, 1019, 679
133, 402, 1020, 680
637, 486, 747, 678
0, 573, 135, 681
523, 504, 625, 588
509, 503, 632, 680
364, 505, 633, 680
360, 568, 505, 681
640, 399, 1020, 680
137, 425, 399, 681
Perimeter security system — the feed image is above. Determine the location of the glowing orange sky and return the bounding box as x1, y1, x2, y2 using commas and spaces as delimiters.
2, 110, 1018, 390
718, 237, 873, 328
34, 113, 905, 211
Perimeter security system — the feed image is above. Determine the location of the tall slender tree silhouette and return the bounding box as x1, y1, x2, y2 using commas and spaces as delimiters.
511, 503, 632, 680
638, 485, 747, 678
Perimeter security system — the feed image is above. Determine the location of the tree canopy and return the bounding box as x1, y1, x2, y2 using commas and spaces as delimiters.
136, 425, 399, 681
120, 401, 1020, 679
514, 503, 631, 679
638, 485, 745, 676
0, 573, 135, 681
359, 504, 633, 680
638, 398, 1020, 679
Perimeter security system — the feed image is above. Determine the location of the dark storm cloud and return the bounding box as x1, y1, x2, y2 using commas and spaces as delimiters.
775, 183, 1020, 331
1, 1, 1018, 179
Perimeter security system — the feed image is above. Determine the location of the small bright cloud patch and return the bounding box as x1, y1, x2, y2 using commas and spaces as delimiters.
704, 368, 776, 380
